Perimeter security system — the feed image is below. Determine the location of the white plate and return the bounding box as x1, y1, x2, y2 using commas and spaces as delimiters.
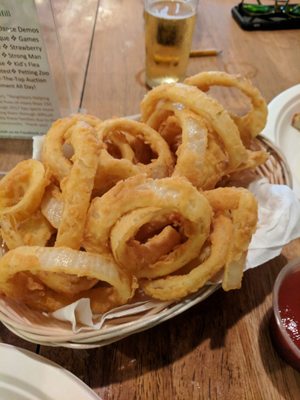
0, 343, 101, 399
262, 84, 300, 197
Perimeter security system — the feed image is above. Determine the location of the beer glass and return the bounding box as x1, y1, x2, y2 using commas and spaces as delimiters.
144, 0, 199, 88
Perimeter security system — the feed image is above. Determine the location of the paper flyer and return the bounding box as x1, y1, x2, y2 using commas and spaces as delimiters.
0, 0, 61, 138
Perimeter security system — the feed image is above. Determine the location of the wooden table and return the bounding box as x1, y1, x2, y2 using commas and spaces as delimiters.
1, 1, 300, 398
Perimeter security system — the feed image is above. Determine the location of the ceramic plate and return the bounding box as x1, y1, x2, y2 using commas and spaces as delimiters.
0, 343, 101, 399
262, 84, 300, 197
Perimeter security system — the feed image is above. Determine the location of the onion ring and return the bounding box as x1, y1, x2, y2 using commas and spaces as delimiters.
0, 246, 136, 313
184, 71, 268, 144
1, 211, 54, 250
110, 207, 182, 273
142, 214, 233, 300
41, 114, 102, 183
94, 118, 174, 195
41, 184, 63, 229
83, 175, 213, 278
141, 83, 248, 169
0, 159, 48, 221
55, 122, 100, 249
142, 84, 268, 188
36, 271, 98, 297
142, 186, 257, 299
204, 187, 258, 290
162, 105, 230, 189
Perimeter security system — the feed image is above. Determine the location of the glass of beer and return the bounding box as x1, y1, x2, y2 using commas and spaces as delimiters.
144, 0, 199, 88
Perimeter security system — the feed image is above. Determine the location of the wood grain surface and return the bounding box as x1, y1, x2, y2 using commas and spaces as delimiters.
1, 1, 300, 399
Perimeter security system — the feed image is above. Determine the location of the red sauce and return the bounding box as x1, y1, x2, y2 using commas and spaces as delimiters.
278, 269, 300, 349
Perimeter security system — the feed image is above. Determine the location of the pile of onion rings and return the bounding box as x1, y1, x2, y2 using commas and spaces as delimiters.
0, 71, 267, 314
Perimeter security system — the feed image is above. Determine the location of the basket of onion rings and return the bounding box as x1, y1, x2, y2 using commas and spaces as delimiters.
0, 71, 293, 348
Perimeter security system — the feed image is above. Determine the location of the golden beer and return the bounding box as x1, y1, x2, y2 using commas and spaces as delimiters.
144, 0, 197, 88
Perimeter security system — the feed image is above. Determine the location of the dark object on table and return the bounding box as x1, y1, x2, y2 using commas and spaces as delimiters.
232, 1, 300, 30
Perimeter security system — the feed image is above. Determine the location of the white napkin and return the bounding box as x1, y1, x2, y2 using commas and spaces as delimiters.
247, 178, 300, 267
51, 298, 170, 333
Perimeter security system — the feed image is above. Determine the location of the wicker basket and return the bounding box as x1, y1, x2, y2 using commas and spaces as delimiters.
0, 135, 294, 348
256, 135, 293, 187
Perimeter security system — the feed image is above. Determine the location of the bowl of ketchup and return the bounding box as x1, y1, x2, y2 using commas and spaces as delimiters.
270, 258, 300, 370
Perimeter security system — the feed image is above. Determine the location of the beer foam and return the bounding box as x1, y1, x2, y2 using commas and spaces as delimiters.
147, 1, 195, 20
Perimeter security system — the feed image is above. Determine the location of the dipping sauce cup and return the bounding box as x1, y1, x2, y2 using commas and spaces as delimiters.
144, 0, 199, 88
270, 258, 300, 370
